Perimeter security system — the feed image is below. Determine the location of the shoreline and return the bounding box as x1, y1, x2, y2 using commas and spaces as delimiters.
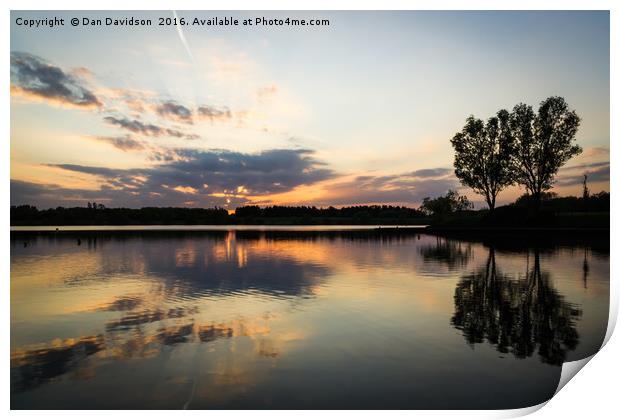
9, 224, 609, 234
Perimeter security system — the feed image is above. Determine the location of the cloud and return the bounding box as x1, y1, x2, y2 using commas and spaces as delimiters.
256, 84, 278, 100
11, 179, 115, 209
103, 115, 198, 139
13, 159, 463, 209
197, 105, 232, 121
103, 116, 163, 137
13, 149, 335, 208
561, 160, 610, 173
155, 101, 193, 123
10, 52, 102, 109
314, 168, 459, 206
556, 161, 610, 187
91, 135, 146, 152
408, 168, 453, 178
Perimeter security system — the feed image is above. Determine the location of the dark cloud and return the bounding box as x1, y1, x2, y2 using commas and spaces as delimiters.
560, 161, 610, 173
11, 179, 121, 209
10, 52, 102, 108
11, 335, 105, 393
103, 116, 198, 140
155, 101, 193, 123
556, 162, 610, 187
92, 136, 146, 152
12, 149, 335, 208
408, 168, 453, 178
48, 164, 121, 178
165, 128, 185, 138
315, 169, 459, 207
197, 105, 232, 121
103, 116, 164, 137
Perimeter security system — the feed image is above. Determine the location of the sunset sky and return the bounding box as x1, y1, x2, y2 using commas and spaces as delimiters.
10, 11, 610, 210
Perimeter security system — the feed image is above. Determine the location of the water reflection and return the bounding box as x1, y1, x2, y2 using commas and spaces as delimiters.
11, 335, 105, 393
451, 248, 582, 365
10, 229, 609, 409
419, 236, 473, 269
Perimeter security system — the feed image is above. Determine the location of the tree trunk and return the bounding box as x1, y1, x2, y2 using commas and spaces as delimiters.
532, 189, 542, 213
485, 192, 495, 212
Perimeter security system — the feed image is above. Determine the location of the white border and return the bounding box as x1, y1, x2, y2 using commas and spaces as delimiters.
3, 1, 617, 419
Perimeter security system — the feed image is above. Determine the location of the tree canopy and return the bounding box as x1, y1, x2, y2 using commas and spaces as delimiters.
510, 96, 581, 204
451, 109, 515, 210
419, 190, 473, 217
450, 96, 582, 210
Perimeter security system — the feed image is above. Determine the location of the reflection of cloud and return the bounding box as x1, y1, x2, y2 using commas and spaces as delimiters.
198, 324, 234, 342
11, 230, 607, 408
138, 233, 331, 298
11, 335, 105, 393
10, 232, 329, 396
10, 52, 102, 109
11, 148, 335, 208
106, 307, 197, 331
96, 296, 143, 312
156, 323, 194, 345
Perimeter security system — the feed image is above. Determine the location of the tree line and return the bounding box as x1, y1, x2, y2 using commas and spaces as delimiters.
10, 204, 428, 226
235, 205, 424, 219
10, 206, 230, 226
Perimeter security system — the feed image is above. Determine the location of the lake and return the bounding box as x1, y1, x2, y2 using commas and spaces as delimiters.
10, 227, 609, 409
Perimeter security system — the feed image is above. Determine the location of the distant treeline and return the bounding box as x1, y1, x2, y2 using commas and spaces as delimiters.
11, 206, 230, 226
10, 193, 609, 226
10, 204, 428, 226
235, 205, 425, 221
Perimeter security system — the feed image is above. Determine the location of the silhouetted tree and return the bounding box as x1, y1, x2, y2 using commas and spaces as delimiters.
10, 204, 428, 226
420, 190, 473, 217
451, 110, 515, 211
582, 174, 589, 200
510, 97, 582, 208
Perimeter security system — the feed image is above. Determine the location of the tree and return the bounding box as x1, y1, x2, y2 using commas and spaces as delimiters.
420, 190, 473, 217
451, 109, 515, 211
582, 174, 589, 200
510, 96, 581, 207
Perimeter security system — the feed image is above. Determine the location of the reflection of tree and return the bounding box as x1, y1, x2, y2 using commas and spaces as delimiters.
582, 248, 589, 289
451, 249, 581, 366
419, 237, 473, 269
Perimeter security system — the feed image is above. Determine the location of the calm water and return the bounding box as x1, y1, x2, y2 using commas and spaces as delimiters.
10, 225, 426, 232
10, 228, 609, 409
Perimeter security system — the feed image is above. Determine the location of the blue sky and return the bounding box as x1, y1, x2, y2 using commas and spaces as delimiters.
10, 11, 610, 209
